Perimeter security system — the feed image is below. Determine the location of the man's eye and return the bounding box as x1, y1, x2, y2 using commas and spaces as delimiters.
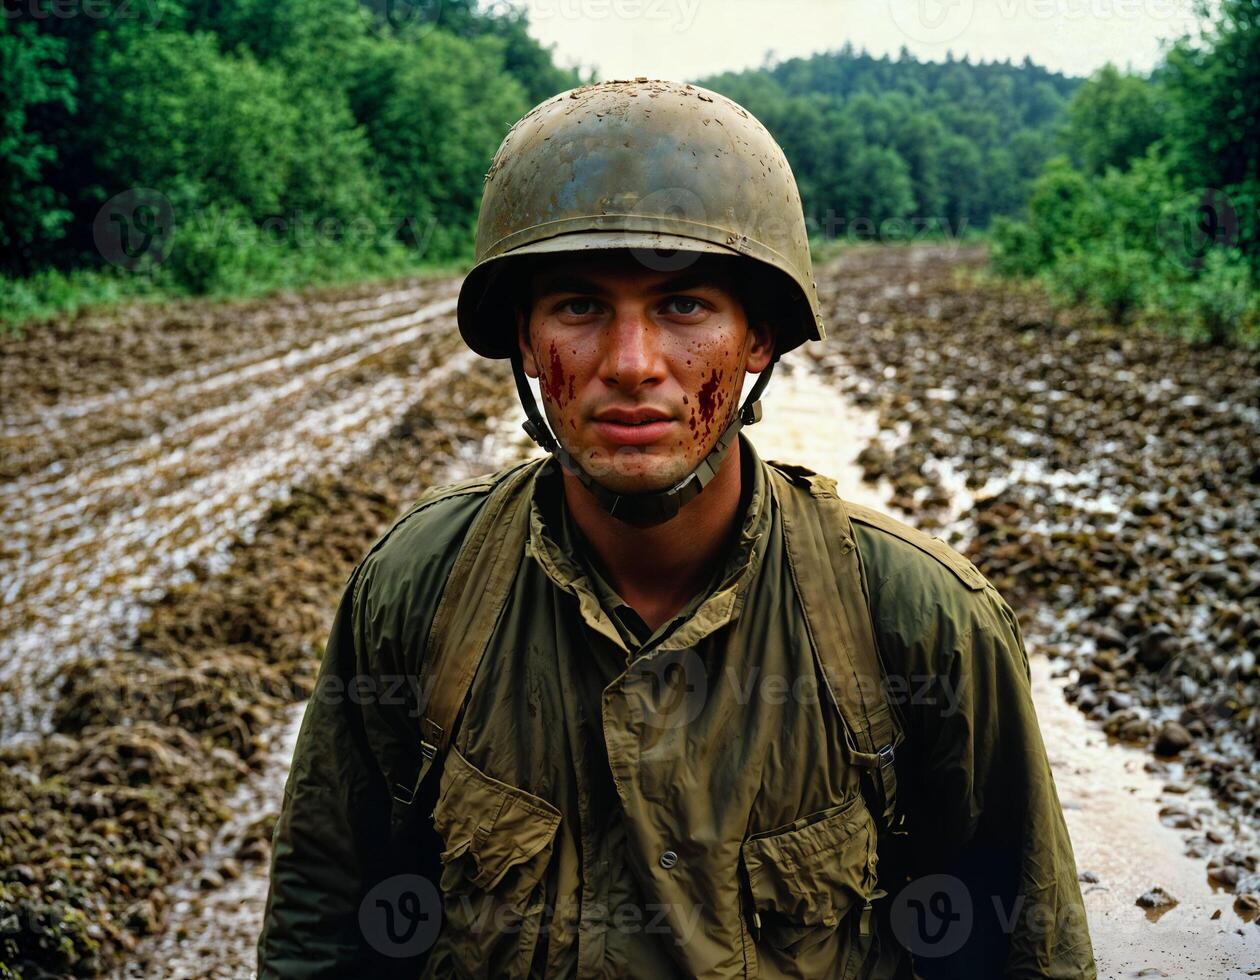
559, 298, 598, 316
664, 297, 705, 317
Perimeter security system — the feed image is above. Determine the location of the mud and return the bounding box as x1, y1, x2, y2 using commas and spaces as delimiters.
751, 349, 1258, 977
2, 244, 1258, 977
0, 279, 464, 742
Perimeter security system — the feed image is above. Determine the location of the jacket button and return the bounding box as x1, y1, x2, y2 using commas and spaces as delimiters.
659, 850, 678, 869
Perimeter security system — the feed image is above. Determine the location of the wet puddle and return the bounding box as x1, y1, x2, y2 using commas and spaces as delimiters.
1034, 653, 1260, 977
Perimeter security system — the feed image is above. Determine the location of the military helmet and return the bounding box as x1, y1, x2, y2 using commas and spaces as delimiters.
456, 78, 824, 359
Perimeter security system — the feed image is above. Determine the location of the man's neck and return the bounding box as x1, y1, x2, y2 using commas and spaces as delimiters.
561, 439, 747, 634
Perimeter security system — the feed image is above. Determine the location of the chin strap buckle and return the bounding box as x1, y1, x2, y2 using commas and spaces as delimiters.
739, 401, 764, 426
521, 417, 548, 448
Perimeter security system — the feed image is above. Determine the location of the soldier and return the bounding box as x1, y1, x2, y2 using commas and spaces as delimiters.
258, 79, 1096, 978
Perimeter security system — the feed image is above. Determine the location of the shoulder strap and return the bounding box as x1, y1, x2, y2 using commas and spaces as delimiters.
388, 457, 543, 808
767, 461, 906, 834
843, 500, 987, 591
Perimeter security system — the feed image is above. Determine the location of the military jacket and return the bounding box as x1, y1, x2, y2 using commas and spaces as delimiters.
258, 439, 1096, 979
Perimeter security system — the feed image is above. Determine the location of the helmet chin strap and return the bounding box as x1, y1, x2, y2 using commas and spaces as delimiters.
510, 353, 777, 528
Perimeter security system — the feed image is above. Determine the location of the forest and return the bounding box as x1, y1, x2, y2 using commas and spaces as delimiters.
3, 0, 1256, 342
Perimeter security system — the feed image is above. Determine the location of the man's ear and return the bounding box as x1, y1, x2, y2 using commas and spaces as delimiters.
515, 308, 540, 378
745, 317, 775, 374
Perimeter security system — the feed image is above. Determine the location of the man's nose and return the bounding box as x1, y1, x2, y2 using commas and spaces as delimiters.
599, 308, 662, 390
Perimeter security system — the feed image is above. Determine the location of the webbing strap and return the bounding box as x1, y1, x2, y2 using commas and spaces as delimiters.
771, 464, 905, 833
390, 459, 542, 806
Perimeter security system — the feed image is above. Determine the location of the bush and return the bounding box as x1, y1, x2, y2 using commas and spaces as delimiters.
1149, 248, 1260, 347
989, 215, 1042, 277
1042, 243, 1158, 324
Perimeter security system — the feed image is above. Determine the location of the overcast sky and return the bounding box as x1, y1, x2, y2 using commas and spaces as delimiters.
516, 0, 1205, 81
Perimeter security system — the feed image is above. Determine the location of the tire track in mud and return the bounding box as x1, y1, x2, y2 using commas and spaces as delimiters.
0, 281, 466, 744
0, 291, 458, 481
1, 284, 443, 438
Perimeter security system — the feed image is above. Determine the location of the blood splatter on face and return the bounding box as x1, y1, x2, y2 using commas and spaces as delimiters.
696, 368, 723, 424
517, 252, 772, 494
541, 341, 573, 407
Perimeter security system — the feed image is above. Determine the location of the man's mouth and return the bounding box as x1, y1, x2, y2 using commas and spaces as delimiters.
591, 408, 675, 445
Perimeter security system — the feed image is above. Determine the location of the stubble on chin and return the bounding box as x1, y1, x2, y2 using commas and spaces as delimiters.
561, 438, 699, 494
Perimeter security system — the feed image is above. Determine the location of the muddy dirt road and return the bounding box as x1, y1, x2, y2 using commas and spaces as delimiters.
2, 246, 1258, 977
0, 280, 471, 742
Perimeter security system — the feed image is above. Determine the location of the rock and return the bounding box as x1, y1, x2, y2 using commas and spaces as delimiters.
1154, 721, 1193, 756
236, 838, 270, 864
125, 899, 159, 935
1090, 625, 1129, 651
197, 869, 224, 891
1207, 864, 1240, 888
1077, 870, 1100, 883
1137, 626, 1177, 671
1136, 886, 1178, 911
1106, 690, 1135, 712
1233, 893, 1259, 916
1157, 805, 1200, 830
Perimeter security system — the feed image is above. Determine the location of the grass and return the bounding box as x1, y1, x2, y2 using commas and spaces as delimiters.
0, 248, 470, 337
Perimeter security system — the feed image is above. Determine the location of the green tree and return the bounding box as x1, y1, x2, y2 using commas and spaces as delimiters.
844, 145, 915, 232
345, 30, 529, 260
1060, 64, 1163, 175
1161, 0, 1260, 268
0, 21, 75, 271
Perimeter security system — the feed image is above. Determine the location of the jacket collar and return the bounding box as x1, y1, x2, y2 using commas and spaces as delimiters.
527, 434, 773, 656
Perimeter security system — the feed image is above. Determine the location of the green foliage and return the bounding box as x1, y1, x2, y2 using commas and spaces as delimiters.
344, 30, 530, 261
700, 46, 1078, 240
0, 0, 582, 322
992, 0, 1259, 347
1042, 245, 1158, 324
843, 145, 916, 230
1151, 248, 1260, 346
0, 21, 75, 268
88, 32, 316, 219
1059, 64, 1163, 175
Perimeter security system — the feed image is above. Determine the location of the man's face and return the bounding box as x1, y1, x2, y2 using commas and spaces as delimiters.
516, 251, 774, 494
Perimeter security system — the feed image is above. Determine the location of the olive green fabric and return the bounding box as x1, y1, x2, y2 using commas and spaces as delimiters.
258, 438, 1096, 979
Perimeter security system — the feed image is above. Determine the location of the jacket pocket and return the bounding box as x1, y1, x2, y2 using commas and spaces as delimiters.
431, 745, 562, 977
741, 792, 879, 958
